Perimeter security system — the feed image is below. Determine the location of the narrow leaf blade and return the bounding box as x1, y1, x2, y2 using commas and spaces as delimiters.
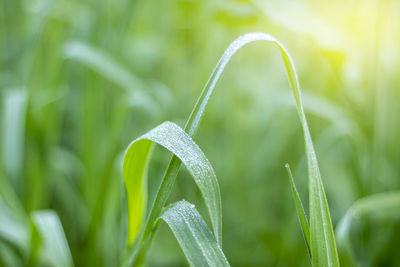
63, 41, 156, 111
159, 200, 229, 267
2, 89, 27, 180
32, 210, 74, 267
285, 164, 311, 258
63, 41, 142, 92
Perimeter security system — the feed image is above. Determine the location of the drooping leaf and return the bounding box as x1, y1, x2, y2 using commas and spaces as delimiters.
159, 200, 229, 267
182, 32, 339, 266
63, 41, 142, 92
285, 164, 311, 259
32, 210, 74, 267
123, 121, 222, 247
63, 41, 156, 110
336, 191, 400, 266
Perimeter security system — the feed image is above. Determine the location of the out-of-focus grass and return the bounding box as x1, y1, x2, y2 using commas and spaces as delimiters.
1, 0, 400, 266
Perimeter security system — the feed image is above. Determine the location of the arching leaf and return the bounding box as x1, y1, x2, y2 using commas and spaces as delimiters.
336, 191, 400, 266
122, 121, 222, 247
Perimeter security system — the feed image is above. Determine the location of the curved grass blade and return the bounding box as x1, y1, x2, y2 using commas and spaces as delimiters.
158, 200, 229, 267
336, 191, 400, 266
123, 121, 222, 247
32, 210, 74, 267
128, 32, 339, 266
285, 164, 310, 259
185, 32, 339, 266
63, 41, 142, 92
63, 41, 156, 110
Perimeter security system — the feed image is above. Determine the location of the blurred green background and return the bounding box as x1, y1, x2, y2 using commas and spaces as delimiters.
1, 0, 400, 266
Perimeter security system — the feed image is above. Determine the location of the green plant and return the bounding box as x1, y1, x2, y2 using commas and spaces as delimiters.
122, 32, 339, 266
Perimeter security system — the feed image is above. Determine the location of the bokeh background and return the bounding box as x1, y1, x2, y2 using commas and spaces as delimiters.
1, 0, 400, 266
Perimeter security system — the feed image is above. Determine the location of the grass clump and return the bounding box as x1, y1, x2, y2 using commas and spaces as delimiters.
122, 32, 339, 266
3, 1, 400, 266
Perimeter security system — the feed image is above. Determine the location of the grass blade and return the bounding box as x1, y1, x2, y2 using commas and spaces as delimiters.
185, 32, 339, 266
63, 41, 156, 110
285, 164, 311, 258
1, 89, 27, 180
123, 121, 222, 247
32, 210, 74, 267
336, 191, 400, 265
63, 41, 142, 92
159, 200, 229, 267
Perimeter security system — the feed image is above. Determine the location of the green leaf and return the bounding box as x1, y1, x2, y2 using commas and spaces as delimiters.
63, 41, 156, 110
276, 35, 340, 267
32, 210, 74, 267
63, 41, 142, 92
285, 164, 311, 259
1, 89, 27, 180
123, 121, 222, 247
159, 200, 229, 267
336, 191, 400, 265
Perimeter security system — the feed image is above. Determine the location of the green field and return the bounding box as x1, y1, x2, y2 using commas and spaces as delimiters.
1, 0, 400, 266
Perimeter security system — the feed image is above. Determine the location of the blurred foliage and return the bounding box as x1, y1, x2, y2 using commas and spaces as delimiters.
1, 0, 400, 266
